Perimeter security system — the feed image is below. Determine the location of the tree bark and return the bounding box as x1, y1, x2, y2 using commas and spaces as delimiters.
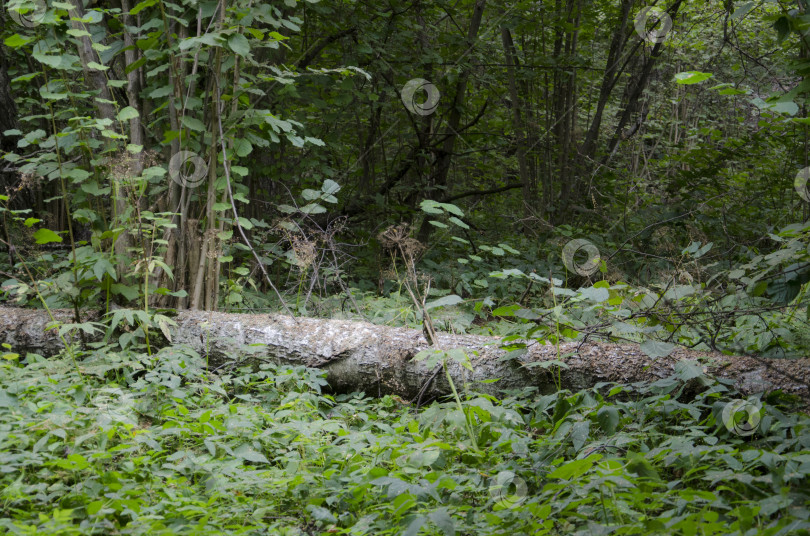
0, 307, 807, 406
501, 27, 534, 215
417, 0, 487, 243
0, 45, 19, 154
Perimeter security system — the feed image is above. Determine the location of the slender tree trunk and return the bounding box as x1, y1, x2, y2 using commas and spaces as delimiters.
417, 0, 487, 243
580, 0, 634, 162
501, 27, 534, 216
0, 44, 19, 256
0, 45, 18, 154
605, 1, 685, 161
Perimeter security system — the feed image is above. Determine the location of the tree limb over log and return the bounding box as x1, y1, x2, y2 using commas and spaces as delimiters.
0, 307, 807, 405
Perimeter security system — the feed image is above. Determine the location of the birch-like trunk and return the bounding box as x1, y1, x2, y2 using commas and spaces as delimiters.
1, 307, 807, 407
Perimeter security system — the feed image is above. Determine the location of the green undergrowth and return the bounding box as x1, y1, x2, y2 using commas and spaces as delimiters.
0, 347, 808, 535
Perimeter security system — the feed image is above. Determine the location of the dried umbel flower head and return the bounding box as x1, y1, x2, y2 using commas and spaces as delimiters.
378, 223, 424, 261
17, 172, 35, 192
109, 150, 160, 182
291, 235, 317, 269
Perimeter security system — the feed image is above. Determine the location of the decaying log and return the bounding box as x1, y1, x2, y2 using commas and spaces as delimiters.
0, 306, 808, 405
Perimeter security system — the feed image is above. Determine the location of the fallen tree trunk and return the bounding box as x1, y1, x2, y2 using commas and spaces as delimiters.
0, 306, 807, 405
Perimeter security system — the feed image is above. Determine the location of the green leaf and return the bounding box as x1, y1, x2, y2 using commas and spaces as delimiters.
300, 203, 326, 214
302, 189, 320, 200
111, 283, 140, 301
428, 509, 455, 536
67, 29, 92, 38
674, 71, 713, 85
420, 199, 443, 214
67, 169, 91, 182
425, 295, 463, 309
228, 33, 250, 57
765, 100, 798, 116
321, 179, 340, 194
117, 106, 139, 121
674, 360, 705, 381
731, 1, 755, 20
570, 420, 590, 452
305, 136, 325, 146
4, 34, 33, 48
439, 202, 464, 217
640, 340, 675, 359
32, 53, 63, 68
597, 406, 620, 436
235, 444, 268, 464
548, 454, 601, 480
448, 216, 469, 229
124, 56, 147, 74
86, 500, 104, 515
578, 286, 609, 303
233, 138, 253, 157
33, 228, 62, 244
626, 452, 660, 481
181, 116, 206, 131
774, 16, 791, 43
129, 0, 158, 15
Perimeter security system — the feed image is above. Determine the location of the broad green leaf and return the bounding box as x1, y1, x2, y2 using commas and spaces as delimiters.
420, 199, 444, 214
426, 295, 463, 309
32, 53, 62, 68
674, 360, 705, 381
578, 286, 609, 303
548, 454, 601, 480
428, 509, 455, 536
674, 71, 713, 85
117, 106, 139, 121
302, 189, 320, 200
570, 420, 590, 452
234, 444, 269, 464
640, 340, 675, 359
321, 179, 340, 194
33, 228, 62, 244
129, 0, 158, 15
233, 138, 253, 157
4, 34, 33, 48
597, 406, 620, 436
448, 216, 468, 229
228, 33, 250, 57
181, 116, 206, 131
111, 283, 140, 301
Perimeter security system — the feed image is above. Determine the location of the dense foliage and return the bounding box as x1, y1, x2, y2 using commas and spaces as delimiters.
0, 0, 809, 534
0, 0, 809, 358
0, 349, 808, 535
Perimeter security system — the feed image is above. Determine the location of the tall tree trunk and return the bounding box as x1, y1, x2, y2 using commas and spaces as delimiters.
0, 45, 20, 257
604, 0, 684, 161
0, 45, 18, 154
417, 0, 487, 243
579, 0, 634, 162
501, 27, 534, 217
